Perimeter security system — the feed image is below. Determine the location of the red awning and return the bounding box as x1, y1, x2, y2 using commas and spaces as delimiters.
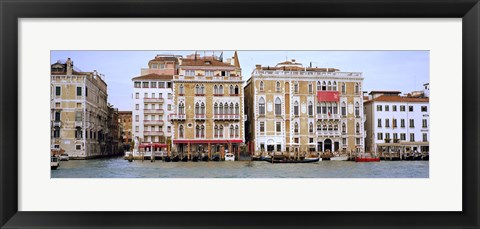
173, 139, 243, 144
317, 91, 339, 102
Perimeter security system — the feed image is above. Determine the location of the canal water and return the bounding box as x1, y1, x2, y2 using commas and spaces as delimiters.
51, 157, 429, 178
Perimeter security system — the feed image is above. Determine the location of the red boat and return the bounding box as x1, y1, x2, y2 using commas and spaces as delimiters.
355, 157, 380, 162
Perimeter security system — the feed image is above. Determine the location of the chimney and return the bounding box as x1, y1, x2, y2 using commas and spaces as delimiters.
66, 58, 73, 75
255, 64, 262, 69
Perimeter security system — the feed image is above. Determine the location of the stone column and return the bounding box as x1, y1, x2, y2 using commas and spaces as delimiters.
208, 143, 211, 159
187, 143, 190, 159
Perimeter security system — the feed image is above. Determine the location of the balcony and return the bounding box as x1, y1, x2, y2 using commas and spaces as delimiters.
213, 114, 240, 120
144, 98, 164, 103
170, 114, 186, 120
195, 114, 206, 120
53, 121, 61, 127
144, 120, 164, 125
75, 121, 83, 127
143, 109, 164, 114
144, 131, 164, 136
316, 114, 340, 120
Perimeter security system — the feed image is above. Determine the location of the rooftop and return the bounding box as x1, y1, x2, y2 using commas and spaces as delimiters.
132, 73, 173, 81
364, 95, 429, 104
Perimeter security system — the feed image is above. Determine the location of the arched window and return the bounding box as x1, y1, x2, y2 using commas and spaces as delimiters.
219, 125, 224, 138
276, 81, 281, 92
317, 102, 321, 114
214, 85, 218, 95
355, 83, 360, 94
341, 83, 346, 94
230, 125, 234, 138
230, 85, 234, 95
334, 123, 339, 131
259, 97, 265, 115
214, 103, 218, 115
201, 125, 205, 138
235, 85, 239, 95
342, 123, 346, 133
317, 122, 322, 131
327, 102, 333, 115
230, 103, 234, 116
294, 82, 299, 93
235, 103, 239, 115
355, 102, 360, 117
179, 125, 184, 138
275, 98, 281, 116
214, 125, 218, 138
308, 101, 313, 116
259, 81, 264, 91
224, 102, 229, 115
322, 102, 327, 114
219, 103, 224, 115
294, 122, 299, 133
179, 84, 184, 95
333, 102, 338, 114
201, 102, 205, 115
294, 101, 299, 116
235, 125, 239, 138
195, 84, 200, 94
327, 81, 332, 91
195, 102, 199, 114
356, 122, 360, 134
196, 125, 200, 138
328, 122, 333, 131
309, 122, 313, 133
341, 102, 347, 116
333, 81, 337, 91
322, 81, 327, 91
179, 102, 185, 114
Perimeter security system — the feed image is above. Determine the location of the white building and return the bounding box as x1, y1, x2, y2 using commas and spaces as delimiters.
132, 74, 174, 150
364, 91, 429, 154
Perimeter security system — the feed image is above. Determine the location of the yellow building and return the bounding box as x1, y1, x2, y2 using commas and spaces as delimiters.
171, 52, 244, 159
244, 59, 365, 156
50, 58, 110, 159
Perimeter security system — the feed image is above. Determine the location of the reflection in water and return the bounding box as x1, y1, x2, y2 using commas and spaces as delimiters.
51, 157, 429, 178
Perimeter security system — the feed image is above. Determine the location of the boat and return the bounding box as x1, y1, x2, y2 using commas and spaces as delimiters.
181, 156, 188, 162
192, 156, 199, 162
266, 157, 320, 163
355, 157, 380, 162
330, 156, 349, 161
201, 156, 209, 161
225, 153, 235, 161
172, 155, 180, 162
211, 156, 220, 161
164, 156, 171, 162
59, 153, 69, 161
51, 156, 59, 170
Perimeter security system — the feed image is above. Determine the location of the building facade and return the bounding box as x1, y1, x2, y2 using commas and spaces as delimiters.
171, 52, 244, 158
118, 111, 132, 151
244, 59, 365, 155
364, 91, 430, 154
50, 58, 110, 159
106, 105, 123, 155
131, 55, 178, 151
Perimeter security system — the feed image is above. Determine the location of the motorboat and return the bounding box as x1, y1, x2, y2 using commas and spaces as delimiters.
164, 156, 171, 162
59, 153, 69, 161
225, 153, 235, 161
330, 156, 349, 161
51, 156, 59, 170
181, 156, 188, 162
266, 157, 320, 163
172, 155, 180, 162
192, 156, 199, 162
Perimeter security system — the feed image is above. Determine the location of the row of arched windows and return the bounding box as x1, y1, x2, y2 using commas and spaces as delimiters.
194, 102, 205, 115
214, 85, 240, 95
291, 121, 362, 134
258, 97, 282, 115
214, 102, 240, 115
177, 124, 240, 139
195, 84, 205, 95
258, 81, 360, 94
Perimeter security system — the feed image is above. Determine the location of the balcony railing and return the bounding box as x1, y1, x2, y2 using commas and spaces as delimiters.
213, 114, 240, 120
143, 109, 164, 114
144, 98, 164, 103
316, 114, 340, 120
144, 120, 164, 125
170, 114, 186, 120
195, 114, 206, 120
75, 121, 83, 127
143, 131, 164, 136
53, 121, 61, 127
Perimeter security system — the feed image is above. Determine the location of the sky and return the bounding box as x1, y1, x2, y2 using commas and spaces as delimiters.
51, 51, 429, 111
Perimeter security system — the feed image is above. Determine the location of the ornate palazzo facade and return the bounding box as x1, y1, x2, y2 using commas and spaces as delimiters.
171, 52, 244, 159
244, 60, 365, 155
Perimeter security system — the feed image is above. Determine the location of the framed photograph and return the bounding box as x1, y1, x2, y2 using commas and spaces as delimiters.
1, 0, 479, 228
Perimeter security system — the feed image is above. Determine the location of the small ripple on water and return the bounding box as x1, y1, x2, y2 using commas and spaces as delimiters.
51, 157, 429, 178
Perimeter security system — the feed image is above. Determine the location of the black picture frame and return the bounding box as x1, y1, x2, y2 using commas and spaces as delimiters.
1, 0, 479, 228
